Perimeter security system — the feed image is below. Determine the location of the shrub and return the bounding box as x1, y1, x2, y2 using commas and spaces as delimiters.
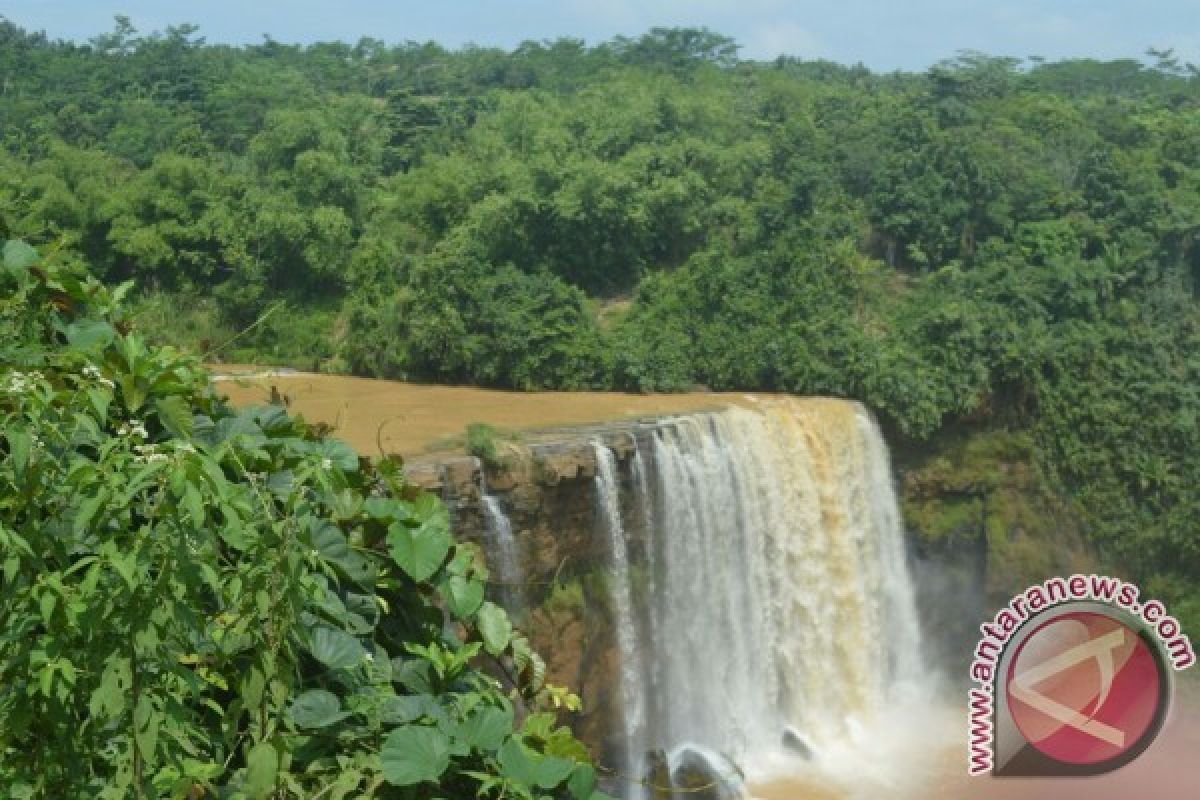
0, 241, 607, 800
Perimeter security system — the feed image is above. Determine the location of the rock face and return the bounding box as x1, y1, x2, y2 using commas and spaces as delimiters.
893, 429, 1097, 676
781, 727, 813, 760
405, 427, 645, 763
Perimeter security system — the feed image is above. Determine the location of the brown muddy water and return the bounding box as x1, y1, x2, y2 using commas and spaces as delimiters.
211, 366, 752, 458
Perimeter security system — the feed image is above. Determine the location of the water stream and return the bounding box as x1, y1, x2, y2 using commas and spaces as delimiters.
626, 399, 927, 791
592, 440, 649, 799
479, 466, 525, 614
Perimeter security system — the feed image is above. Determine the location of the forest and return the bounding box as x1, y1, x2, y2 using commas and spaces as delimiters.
2, 14, 1199, 795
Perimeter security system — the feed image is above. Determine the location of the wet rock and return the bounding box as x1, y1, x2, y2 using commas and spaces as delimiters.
644, 748, 672, 800
532, 441, 597, 485
781, 726, 814, 760
482, 443, 530, 491
603, 431, 636, 461
440, 456, 481, 497
404, 461, 443, 491
669, 746, 746, 800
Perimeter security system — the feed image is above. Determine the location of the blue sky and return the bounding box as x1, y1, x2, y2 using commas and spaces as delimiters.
4, 1, 1198, 72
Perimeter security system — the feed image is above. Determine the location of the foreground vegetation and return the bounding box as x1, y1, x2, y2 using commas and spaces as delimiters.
0, 242, 604, 798
1, 18, 1197, 665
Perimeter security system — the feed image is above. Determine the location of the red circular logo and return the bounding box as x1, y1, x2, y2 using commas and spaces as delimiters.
1005, 611, 1164, 767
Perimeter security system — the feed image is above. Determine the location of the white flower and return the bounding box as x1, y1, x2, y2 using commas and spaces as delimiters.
320, 458, 333, 470
81, 364, 101, 379
118, 420, 148, 439
176, 442, 196, 454
363, 652, 375, 663
98, 377, 115, 389
2, 371, 36, 394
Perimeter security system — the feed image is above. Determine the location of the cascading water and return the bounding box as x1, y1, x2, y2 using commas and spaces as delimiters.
591, 441, 648, 800
478, 468, 524, 613
612, 398, 927, 789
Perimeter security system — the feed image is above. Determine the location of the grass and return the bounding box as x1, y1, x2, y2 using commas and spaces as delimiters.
130, 289, 348, 372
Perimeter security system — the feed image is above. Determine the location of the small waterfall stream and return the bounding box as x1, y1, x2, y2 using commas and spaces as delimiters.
592, 440, 648, 799
478, 467, 524, 613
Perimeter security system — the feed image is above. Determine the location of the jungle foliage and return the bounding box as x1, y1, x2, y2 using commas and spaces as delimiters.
1, 18, 1198, 677
0, 242, 604, 799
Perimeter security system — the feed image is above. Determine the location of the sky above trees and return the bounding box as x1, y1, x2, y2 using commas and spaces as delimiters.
4, 0, 1198, 71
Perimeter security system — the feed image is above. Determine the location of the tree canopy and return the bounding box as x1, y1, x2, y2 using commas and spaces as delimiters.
2, 14, 1199, 673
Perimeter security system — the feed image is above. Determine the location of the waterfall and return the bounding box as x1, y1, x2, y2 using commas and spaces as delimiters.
591, 440, 647, 799
617, 398, 926, 781
478, 468, 524, 613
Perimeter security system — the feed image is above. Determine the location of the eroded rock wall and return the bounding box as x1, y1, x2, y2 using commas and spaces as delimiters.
407, 429, 645, 761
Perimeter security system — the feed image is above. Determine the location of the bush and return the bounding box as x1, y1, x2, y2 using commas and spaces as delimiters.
0, 242, 606, 800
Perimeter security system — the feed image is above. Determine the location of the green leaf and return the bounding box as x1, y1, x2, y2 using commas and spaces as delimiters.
315, 439, 359, 471
568, 764, 596, 799
119, 373, 148, 411
380, 725, 451, 786
497, 738, 539, 788
154, 395, 194, 438
454, 705, 513, 752
477, 602, 512, 656
392, 658, 434, 694
2, 240, 37, 271
410, 492, 444, 524
496, 737, 577, 790
65, 319, 116, 351
243, 741, 279, 799
532, 755, 576, 789
74, 489, 108, 535
38, 591, 56, 625
329, 769, 364, 800
182, 484, 205, 527
111, 280, 136, 304
387, 518, 451, 583
217, 514, 250, 551
288, 689, 348, 729
443, 574, 485, 619
363, 496, 411, 522
7, 430, 31, 479
379, 693, 439, 725
86, 387, 112, 420
88, 656, 131, 720
308, 626, 366, 670
133, 694, 160, 764
309, 519, 371, 584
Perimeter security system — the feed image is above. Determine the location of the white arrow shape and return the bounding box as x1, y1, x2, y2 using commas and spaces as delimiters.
1010, 627, 1127, 748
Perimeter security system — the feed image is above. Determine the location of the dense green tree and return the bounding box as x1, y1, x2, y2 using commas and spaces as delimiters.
2, 15, 1199, 636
